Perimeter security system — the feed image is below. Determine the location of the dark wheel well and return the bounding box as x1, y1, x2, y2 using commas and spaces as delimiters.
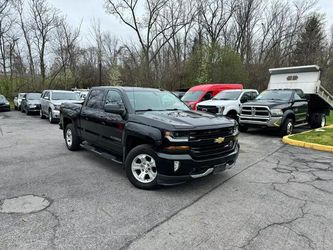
227, 110, 237, 117
285, 113, 295, 123
125, 136, 154, 157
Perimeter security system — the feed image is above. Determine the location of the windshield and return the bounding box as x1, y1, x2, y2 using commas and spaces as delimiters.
256, 90, 293, 101
213, 91, 241, 100
26, 93, 41, 100
52, 92, 80, 101
181, 91, 203, 102
125, 90, 189, 112
0, 95, 6, 102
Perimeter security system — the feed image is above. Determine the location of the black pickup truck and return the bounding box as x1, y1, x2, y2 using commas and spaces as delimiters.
239, 89, 329, 136
60, 87, 239, 189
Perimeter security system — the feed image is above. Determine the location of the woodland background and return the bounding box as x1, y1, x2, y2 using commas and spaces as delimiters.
0, 0, 332, 98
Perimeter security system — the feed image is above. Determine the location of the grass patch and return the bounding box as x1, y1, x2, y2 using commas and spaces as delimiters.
327, 112, 333, 125
290, 127, 333, 146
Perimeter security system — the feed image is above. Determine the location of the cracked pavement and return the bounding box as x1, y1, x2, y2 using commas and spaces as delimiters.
1, 111, 333, 250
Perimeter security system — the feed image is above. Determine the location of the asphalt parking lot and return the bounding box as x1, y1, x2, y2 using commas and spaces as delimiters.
1, 111, 333, 250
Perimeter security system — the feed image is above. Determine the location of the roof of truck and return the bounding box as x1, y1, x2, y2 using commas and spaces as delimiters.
269, 65, 320, 75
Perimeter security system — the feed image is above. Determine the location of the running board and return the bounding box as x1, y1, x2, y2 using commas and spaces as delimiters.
81, 143, 123, 165
294, 123, 308, 128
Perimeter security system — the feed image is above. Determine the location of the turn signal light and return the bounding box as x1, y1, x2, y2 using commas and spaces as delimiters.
164, 146, 190, 151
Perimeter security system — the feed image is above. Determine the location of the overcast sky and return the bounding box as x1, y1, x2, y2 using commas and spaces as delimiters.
49, 0, 333, 46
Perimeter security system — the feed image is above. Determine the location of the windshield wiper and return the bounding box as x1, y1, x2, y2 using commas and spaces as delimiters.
135, 109, 155, 112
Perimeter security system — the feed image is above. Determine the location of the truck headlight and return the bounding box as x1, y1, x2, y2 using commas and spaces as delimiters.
165, 131, 189, 142
270, 109, 283, 116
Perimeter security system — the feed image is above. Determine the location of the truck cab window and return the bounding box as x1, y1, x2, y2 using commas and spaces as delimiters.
202, 92, 212, 101
86, 90, 104, 109
105, 90, 123, 105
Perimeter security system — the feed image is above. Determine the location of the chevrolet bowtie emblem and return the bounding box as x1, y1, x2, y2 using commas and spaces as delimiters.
214, 137, 225, 144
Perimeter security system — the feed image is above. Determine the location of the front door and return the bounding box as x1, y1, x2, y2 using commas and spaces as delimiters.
99, 90, 125, 156
292, 92, 308, 124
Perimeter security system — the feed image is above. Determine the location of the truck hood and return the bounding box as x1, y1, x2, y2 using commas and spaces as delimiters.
51, 100, 83, 105
131, 110, 235, 130
242, 99, 290, 109
198, 99, 238, 107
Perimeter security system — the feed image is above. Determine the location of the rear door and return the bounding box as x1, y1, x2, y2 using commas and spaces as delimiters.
80, 89, 106, 146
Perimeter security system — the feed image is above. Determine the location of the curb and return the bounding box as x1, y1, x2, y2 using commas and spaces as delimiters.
282, 125, 333, 153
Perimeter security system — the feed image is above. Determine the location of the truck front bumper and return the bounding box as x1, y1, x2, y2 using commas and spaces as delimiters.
155, 143, 240, 185
239, 116, 283, 128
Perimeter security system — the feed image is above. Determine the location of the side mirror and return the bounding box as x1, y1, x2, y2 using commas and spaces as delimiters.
105, 103, 126, 116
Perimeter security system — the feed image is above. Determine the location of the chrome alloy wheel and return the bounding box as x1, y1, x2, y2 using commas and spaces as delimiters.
66, 128, 73, 147
287, 121, 293, 135
131, 154, 157, 183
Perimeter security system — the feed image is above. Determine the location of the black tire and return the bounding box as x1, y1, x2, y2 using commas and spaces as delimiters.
239, 125, 248, 132
14, 105, 17, 110
40, 109, 46, 119
125, 144, 159, 190
48, 110, 56, 123
280, 118, 294, 137
64, 124, 81, 151
309, 113, 326, 129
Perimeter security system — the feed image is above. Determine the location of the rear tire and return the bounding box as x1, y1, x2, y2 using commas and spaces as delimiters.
309, 113, 326, 129
280, 118, 294, 137
49, 110, 56, 124
65, 124, 81, 151
125, 144, 158, 190
40, 109, 46, 119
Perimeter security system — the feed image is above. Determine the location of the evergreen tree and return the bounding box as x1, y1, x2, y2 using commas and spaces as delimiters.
293, 14, 326, 66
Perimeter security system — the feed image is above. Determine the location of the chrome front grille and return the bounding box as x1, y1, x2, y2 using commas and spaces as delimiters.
240, 106, 270, 122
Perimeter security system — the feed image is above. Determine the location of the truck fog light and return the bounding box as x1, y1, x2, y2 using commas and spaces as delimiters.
174, 161, 180, 172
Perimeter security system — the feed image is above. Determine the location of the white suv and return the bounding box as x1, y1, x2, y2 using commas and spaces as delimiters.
196, 89, 259, 120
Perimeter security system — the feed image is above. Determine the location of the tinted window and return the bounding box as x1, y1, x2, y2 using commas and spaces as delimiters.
86, 90, 105, 109
214, 91, 241, 100
105, 90, 123, 105
241, 92, 252, 101
43, 91, 50, 99
251, 92, 258, 99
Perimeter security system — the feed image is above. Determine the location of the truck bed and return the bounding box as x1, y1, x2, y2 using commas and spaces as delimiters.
268, 65, 333, 109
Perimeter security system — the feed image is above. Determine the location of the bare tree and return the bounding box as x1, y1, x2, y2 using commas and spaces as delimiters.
30, 0, 60, 85
13, 0, 35, 76
104, 0, 189, 83
197, 0, 237, 44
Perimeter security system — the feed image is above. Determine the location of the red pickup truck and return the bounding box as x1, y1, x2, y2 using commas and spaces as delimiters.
181, 83, 243, 110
